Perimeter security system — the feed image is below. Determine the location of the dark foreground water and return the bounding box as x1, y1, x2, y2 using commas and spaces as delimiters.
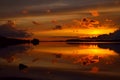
0, 42, 120, 80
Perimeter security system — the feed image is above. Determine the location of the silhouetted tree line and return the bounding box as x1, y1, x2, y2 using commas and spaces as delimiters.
0, 35, 40, 47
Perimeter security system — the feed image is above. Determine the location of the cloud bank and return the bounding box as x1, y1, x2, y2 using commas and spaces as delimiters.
0, 20, 32, 38
0, 0, 119, 18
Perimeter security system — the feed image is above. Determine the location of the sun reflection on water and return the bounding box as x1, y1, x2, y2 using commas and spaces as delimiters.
0, 42, 119, 71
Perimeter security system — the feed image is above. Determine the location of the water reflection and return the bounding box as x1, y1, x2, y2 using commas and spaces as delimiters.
31, 42, 119, 67
0, 42, 120, 66
0, 44, 31, 64
0, 42, 120, 79
98, 43, 120, 53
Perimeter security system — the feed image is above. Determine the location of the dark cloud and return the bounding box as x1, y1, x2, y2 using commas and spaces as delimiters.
72, 18, 100, 29
53, 25, 62, 30
0, 0, 62, 6
0, 20, 32, 38
0, 0, 119, 18
32, 21, 41, 25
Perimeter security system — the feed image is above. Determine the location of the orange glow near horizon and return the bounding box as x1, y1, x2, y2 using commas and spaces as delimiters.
34, 27, 117, 39
77, 45, 117, 56
74, 27, 117, 37
2, 14, 118, 39
85, 28, 117, 36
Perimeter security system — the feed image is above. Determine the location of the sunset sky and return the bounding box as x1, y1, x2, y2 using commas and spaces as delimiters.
0, 0, 120, 40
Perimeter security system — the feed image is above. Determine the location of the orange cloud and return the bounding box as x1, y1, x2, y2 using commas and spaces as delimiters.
72, 18, 100, 29
89, 10, 99, 17
90, 66, 99, 73
32, 21, 41, 25
7, 20, 16, 27
21, 10, 29, 14
53, 25, 62, 30
46, 9, 51, 13
51, 19, 58, 24
6, 56, 18, 63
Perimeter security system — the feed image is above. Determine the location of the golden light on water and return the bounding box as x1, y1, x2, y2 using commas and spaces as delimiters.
77, 45, 117, 56
34, 43, 118, 56
26, 43, 119, 67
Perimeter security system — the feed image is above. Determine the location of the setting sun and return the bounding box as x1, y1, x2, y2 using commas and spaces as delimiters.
81, 27, 117, 37
90, 30, 102, 35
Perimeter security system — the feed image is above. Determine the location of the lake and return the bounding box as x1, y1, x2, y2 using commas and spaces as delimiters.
0, 42, 120, 80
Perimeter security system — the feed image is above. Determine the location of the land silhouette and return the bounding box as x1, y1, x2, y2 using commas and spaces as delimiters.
0, 35, 39, 47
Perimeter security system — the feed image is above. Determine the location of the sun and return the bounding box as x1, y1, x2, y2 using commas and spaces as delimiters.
87, 28, 117, 36
86, 29, 104, 36
90, 30, 102, 35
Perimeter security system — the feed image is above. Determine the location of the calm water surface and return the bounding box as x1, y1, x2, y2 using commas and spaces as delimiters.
0, 42, 120, 80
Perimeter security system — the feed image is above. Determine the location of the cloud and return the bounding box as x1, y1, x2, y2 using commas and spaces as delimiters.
0, 20, 32, 38
51, 19, 58, 24
89, 10, 99, 17
53, 25, 62, 30
7, 20, 16, 27
90, 66, 99, 73
0, 0, 118, 18
72, 18, 100, 29
21, 9, 29, 14
32, 21, 41, 25
29, 2, 69, 10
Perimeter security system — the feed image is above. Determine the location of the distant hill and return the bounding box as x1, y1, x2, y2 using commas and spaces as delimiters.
0, 21, 32, 38
97, 29, 120, 40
